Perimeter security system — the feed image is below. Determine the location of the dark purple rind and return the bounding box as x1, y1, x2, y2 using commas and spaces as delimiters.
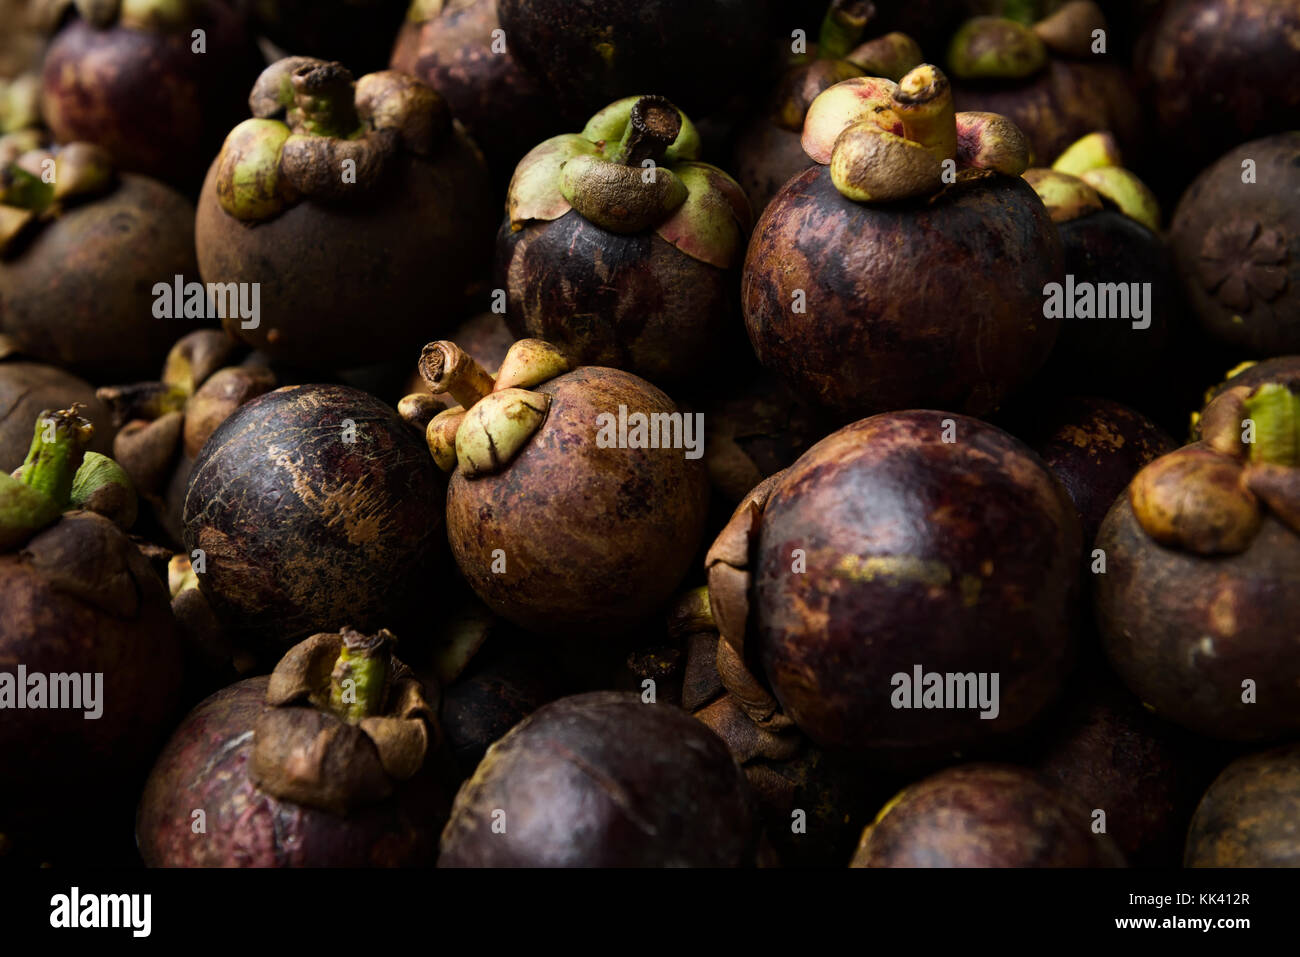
181, 384, 445, 649
853, 763, 1126, 867
497, 211, 735, 386
1094, 492, 1300, 740
755, 410, 1082, 755
742, 167, 1062, 419
136, 676, 447, 867
438, 691, 758, 866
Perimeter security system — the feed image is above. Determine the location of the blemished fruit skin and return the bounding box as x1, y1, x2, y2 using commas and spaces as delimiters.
1184, 743, 1300, 867
446, 366, 710, 638
182, 384, 446, 650
742, 167, 1063, 420
1094, 496, 1300, 741
438, 692, 759, 867
752, 411, 1082, 756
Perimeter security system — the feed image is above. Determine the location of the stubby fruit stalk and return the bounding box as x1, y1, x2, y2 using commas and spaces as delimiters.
892, 64, 957, 163
329, 628, 393, 723
607, 95, 683, 167
415, 338, 569, 478
14, 407, 93, 506
818, 0, 874, 62
419, 340, 496, 410
289, 61, 363, 139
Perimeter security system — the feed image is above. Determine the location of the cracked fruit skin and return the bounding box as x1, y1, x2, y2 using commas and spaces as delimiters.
1093, 482, 1300, 741
0, 511, 180, 833
496, 0, 775, 122
851, 763, 1126, 867
1184, 743, 1300, 867
753, 411, 1081, 757
742, 167, 1062, 419
136, 676, 448, 867
182, 385, 445, 650
446, 366, 708, 638
0, 174, 202, 380
1139, 0, 1300, 179
40, 7, 260, 188
196, 133, 493, 372
1169, 133, 1300, 355
439, 691, 758, 866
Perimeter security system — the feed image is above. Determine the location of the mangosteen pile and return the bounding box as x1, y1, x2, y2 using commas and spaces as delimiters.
1, 0, 1298, 877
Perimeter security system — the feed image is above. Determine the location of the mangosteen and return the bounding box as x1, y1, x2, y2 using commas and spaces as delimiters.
0, 357, 115, 464
0, 142, 204, 380
181, 382, 446, 651
195, 57, 494, 371
439, 691, 759, 866
945, 3, 1141, 167
1023, 132, 1184, 401
661, 588, 878, 868
1138, 0, 1300, 185
849, 763, 1126, 866
390, 0, 563, 186
40, 0, 261, 188
1094, 373, 1300, 739
706, 410, 1082, 759
1184, 742, 1300, 867
497, 95, 752, 385
437, 629, 565, 776
1, 408, 180, 842
407, 337, 709, 638
137, 627, 452, 866
495, 0, 776, 123
733, 1, 923, 216
1005, 395, 1176, 545
251, 0, 409, 72
743, 66, 1062, 419
96, 330, 274, 546
1035, 673, 1185, 867
1169, 132, 1300, 356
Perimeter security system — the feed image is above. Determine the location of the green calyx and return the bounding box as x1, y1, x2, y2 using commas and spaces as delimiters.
818, 0, 874, 62
222, 59, 448, 222
329, 628, 393, 723
0, 408, 93, 549
508, 95, 750, 267
214, 118, 295, 221
1244, 383, 1300, 467
948, 17, 1047, 80
2, 143, 116, 252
